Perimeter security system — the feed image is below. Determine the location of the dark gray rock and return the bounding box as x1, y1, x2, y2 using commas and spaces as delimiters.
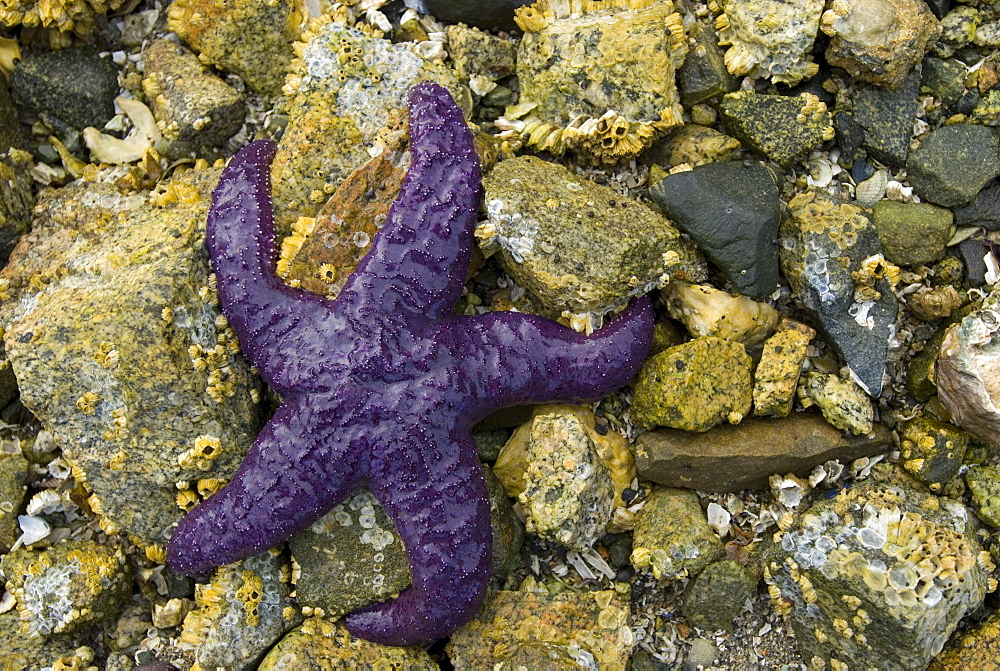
906, 123, 1000, 207
682, 560, 758, 631
408, 0, 529, 32
852, 69, 921, 168
959, 237, 990, 285
720, 92, 833, 165
921, 57, 968, 106
11, 47, 118, 131
834, 111, 866, 161
649, 161, 780, 300
780, 190, 899, 395
678, 22, 738, 106
0, 81, 32, 263
955, 181, 1000, 231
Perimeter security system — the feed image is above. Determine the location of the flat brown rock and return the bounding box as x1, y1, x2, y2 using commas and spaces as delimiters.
634, 413, 891, 492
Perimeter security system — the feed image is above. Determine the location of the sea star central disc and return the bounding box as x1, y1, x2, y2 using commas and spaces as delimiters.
166, 81, 654, 646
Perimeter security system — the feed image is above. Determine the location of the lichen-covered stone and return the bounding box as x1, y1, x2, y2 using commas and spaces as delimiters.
849, 69, 921, 168
11, 47, 118, 131
936, 286, 1000, 446
0, 0, 125, 34
167, 0, 301, 96
445, 23, 516, 83
753, 323, 814, 417
767, 482, 992, 669
141, 38, 245, 160
779, 190, 899, 397
272, 20, 466, 230
631, 487, 725, 580
1, 541, 132, 637
820, 0, 940, 89
899, 417, 968, 490
682, 560, 758, 631
906, 123, 1000, 208
0, 443, 27, 551
964, 465, 1000, 528
507, 0, 687, 163
871, 200, 954, 267
480, 155, 705, 316
712, 0, 824, 85
662, 283, 778, 346
798, 372, 874, 435
644, 125, 742, 169
631, 337, 752, 432
649, 162, 781, 301
929, 608, 1000, 670
0, 82, 32, 263
519, 411, 615, 551
447, 585, 633, 669
720, 92, 834, 165
0, 610, 89, 670
935, 6, 980, 56
634, 414, 891, 492
175, 550, 300, 670
0, 168, 262, 559
258, 616, 438, 670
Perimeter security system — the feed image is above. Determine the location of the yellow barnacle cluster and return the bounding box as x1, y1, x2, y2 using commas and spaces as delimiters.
235, 570, 265, 627
178, 434, 223, 471
277, 216, 318, 279
0, 0, 125, 37
75, 391, 99, 415
93, 341, 119, 369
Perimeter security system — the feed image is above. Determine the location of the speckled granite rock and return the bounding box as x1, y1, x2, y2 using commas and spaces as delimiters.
899, 417, 968, 490
631, 486, 725, 580
767, 481, 991, 669
0, 81, 32, 263
662, 283, 778, 346
447, 584, 633, 669
798, 372, 874, 435
11, 47, 117, 132
779, 190, 899, 396
0, 168, 262, 560
906, 123, 1000, 207
167, 0, 301, 96
871, 200, 954, 266
481, 155, 705, 316
649, 161, 781, 300
753, 322, 814, 417
965, 465, 1000, 527
141, 38, 245, 160
682, 560, 758, 631
720, 92, 834, 165
634, 413, 891, 492
174, 551, 299, 670
821, 0, 940, 89
0, 609, 90, 669
1, 541, 132, 637
929, 608, 1000, 669
0, 444, 27, 551
258, 616, 438, 669
631, 337, 752, 432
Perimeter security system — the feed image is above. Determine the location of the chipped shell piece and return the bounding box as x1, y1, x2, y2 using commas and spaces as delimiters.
663, 282, 778, 347
507, 0, 687, 163
712, 0, 824, 85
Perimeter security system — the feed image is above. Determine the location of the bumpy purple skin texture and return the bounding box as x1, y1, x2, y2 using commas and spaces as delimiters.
165, 82, 654, 646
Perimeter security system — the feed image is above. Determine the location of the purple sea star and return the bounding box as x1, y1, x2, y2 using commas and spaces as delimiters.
165, 81, 654, 646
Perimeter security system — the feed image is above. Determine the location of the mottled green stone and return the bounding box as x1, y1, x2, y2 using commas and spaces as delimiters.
682, 560, 758, 631
871, 200, 954, 266
631, 487, 725, 580
720, 91, 832, 165
965, 465, 1000, 527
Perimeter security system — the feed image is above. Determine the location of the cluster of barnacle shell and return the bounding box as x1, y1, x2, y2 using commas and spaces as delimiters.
0, 0, 125, 36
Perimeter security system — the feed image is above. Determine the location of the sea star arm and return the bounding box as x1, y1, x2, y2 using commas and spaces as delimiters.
447, 296, 655, 418
166, 396, 364, 577
345, 423, 491, 646
337, 81, 482, 321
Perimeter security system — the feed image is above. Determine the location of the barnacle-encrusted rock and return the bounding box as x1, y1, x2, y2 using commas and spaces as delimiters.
631, 337, 752, 432
0, 168, 262, 559
710, 0, 824, 85
631, 486, 725, 580
141, 38, 245, 160
963, 465, 1000, 528
753, 321, 814, 417
0, 443, 28, 551
176, 551, 300, 670
779, 190, 900, 396
909, 286, 964, 322
494, 405, 635, 520
258, 616, 438, 670
517, 411, 615, 551
0, 610, 90, 669
447, 583, 633, 669
0, 82, 32, 263
767, 482, 993, 669
682, 560, 759, 631
634, 413, 891, 492
798, 372, 874, 435
480, 155, 706, 317
272, 19, 466, 230
906, 123, 1000, 208
662, 283, 778, 347
720, 91, 834, 165
1, 541, 132, 637
936, 286, 1000, 446
645, 125, 742, 169
167, 0, 302, 96
506, 0, 687, 163
899, 417, 968, 490
0, 0, 125, 35
820, 0, 940, 89
930, 609, 1000, 670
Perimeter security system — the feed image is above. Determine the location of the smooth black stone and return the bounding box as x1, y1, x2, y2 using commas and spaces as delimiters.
852, 70, 921, 168
955, 90, 982, 116
649, 161, 781, 300
959, 238, 990, 286
955, 181, 1000, 231
410, 0, 530, 31
835, 111, 866, 162
12, 47, 118, 132
851, 156, 876, 183
925, 0, 950, 18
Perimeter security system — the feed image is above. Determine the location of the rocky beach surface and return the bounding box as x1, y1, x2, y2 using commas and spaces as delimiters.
1, 0, 1000, 668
